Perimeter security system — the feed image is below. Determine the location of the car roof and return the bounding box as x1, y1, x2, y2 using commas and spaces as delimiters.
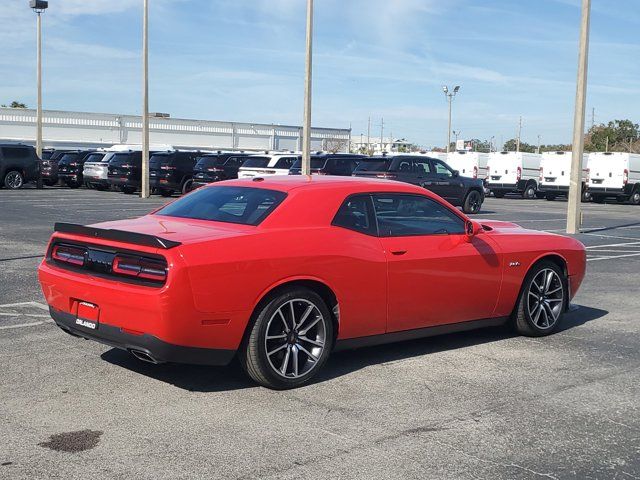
210, 174, 429, 194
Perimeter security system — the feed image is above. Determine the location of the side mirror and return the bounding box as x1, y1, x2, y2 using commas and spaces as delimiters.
452, 170, 459, 178
465, 220, 480, 239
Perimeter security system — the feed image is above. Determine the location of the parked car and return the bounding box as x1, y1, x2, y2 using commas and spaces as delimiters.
288, 153, 364, 176
83, 152, 116, 190
0, 143, 40, 189
486, 152, 542, 198
107, 150, 144, 194
191, 152, 251, 189
149, 150, 202, 196
58, 150, 103, 188
38, 175, 586, 389
41, 148, 55, 160
539, 151, 590, 201
237, 153, 300, 178
40, 149, 73, 186
352, 154, 485, 214
587, 152, 640, 205
446, 150, 489, 180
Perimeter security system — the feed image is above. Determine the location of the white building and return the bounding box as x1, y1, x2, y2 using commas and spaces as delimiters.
0, 108, 351, 152
351, 136, 415, 154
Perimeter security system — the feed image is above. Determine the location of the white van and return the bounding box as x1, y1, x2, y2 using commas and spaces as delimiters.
446, 151, 489, 179
486, 151, 542, 198
237, 153, 300, 178
539, 151, 589, 201
587, 152, 640, 205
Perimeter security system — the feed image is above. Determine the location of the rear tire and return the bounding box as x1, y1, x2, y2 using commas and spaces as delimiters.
4, 170, 24, 189
545, 194, 556, 201
181, 178, 193, 195
581, 190, 591, 202
159, 188, 174, 197
522, 184, 537, 199
629, 190, 640, 205
122, 186, 136, 194
493, 191, 505, 198
513, 260, 566, 337
462, 190, 482, 214
239, 287, 334, 389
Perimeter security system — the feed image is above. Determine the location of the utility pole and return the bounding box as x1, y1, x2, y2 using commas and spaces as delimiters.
567, 0, 591, 235
301, 0, 314, 175
591, 107, 595, 129
367, 116, 371, 155
30, 0, 48, 189
605, 136, 609, 152
537, 134, 541, 154
516, 116, 522, 152
380, 117, 384, 153
442, 85, 460, 153
140, 0, 150, 198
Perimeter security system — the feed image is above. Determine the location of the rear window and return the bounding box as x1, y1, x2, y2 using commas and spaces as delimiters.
242, 156, 271, 168
155, 186, 286, 226
110, 152, 140, 166
83, 153, 105, 163
59, 153, 81, 163
149, 154, 174, 168
195, 155, 224, 169
291, 158, 328, 170
354, 158, 392, 172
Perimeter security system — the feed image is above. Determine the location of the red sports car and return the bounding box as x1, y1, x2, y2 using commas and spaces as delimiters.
38, 176, 586, 389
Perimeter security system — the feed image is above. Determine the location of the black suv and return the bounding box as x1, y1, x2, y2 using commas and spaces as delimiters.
107, 150, 144, 194
352, 154, 485, 214
0, 144, 40, 189
149, 151, 202, 196
58, 150, 104, 188
192, 152, 251, 189
41, 149, 72, 186
289, 153, 364, 176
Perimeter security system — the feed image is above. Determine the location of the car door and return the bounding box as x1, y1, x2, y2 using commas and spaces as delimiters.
373, 193, 502, 333
428, 159, 461, 203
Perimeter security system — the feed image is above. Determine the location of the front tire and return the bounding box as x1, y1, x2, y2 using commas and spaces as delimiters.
239, 288, 334, 389
513, 261, 566, 337
629, 190, 640, 205
4, 170, 24, 189
522, 183, 537, 199
462, 190, 482, 214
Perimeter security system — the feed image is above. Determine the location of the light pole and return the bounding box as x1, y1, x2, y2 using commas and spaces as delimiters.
443, 85, 460, 153
30, 0, 47, 189
301, 0, 314, 175
567, 0, 591, 234
140, 0, 150, 198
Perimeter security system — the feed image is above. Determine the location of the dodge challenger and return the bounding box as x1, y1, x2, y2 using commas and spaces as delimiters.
38, 176, 586, 389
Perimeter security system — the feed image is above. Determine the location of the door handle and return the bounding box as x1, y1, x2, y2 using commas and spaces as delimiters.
391, 250, 407, 256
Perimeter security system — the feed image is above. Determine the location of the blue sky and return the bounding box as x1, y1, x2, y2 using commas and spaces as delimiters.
1, 0, 639, 148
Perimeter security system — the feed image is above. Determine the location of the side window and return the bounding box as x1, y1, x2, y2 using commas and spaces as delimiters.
433, 161, 453, 178
2, 147, 30, 160
332, 195, 375, 235
226, 156, 242, 167
412, 159, 432, 175
372, 194, 465, 237
394, 158, 412, 173
274, 157, 295, 169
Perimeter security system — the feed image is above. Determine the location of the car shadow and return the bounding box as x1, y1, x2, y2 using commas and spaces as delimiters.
100, 305, 607, 392
581, 221, 640, 235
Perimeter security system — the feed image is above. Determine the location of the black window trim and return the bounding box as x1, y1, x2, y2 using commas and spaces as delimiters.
332, 191, 468, 238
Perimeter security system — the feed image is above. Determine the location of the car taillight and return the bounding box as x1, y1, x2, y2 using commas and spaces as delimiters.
539, 167, 543, 182
120, 164, 133, 168
485, 166, 490, 179
473, 166, 478, 179
52, 244, 86, 266
207, 167, 224, 172
68, 162, 78, 167
112, 255, 167, 282
623, 169, 629, 185
585, 168, 590, 182
160, 165, 177, 170
517, 166, 522, 181
312, 171, 328, 175
376, 173, 397, 179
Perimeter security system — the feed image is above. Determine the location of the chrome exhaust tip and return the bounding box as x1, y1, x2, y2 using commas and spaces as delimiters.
129, 349, 159, 364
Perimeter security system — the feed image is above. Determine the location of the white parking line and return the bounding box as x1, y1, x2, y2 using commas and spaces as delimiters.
0, 301, 49, 310
588, 252, 640, 262
0, 320, 53, 330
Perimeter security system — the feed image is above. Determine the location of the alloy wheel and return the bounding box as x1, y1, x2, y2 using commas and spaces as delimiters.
264, 299, 327, 379
5, 171, 23, 189
526, 268, 564, 329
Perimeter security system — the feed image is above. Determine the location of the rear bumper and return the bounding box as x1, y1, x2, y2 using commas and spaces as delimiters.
50, 307, 235, 366
150, 176, 180, 190
108, 176, 139, 188
588, 186, 625, 195
487, 182, 519, 192
539, 185, 569, 193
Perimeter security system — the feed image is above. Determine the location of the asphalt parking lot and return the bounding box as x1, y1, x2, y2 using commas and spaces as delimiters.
1, 188, 639, 479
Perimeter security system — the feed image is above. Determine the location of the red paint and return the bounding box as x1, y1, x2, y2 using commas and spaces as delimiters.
38, 176, 586, 353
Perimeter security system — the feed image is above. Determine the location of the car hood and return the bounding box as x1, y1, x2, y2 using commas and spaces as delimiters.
90, 214, 253, 245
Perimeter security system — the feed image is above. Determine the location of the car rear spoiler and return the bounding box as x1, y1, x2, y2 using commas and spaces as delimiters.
54, 223, 182, 250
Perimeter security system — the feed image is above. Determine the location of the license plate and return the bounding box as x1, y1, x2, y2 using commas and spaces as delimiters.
75, 301, 100, 330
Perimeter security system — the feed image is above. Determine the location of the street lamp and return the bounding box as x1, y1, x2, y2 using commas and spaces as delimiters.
443, 85, 460, 153
301, 0, 314, 175
140, 0, 150, 198
29, 0, 47, 189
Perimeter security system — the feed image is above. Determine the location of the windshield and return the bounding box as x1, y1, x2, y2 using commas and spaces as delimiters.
291, 158, 327, 170
354, 158, 392, 172
242, 156, 271, 168
156, 186, 287, 226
